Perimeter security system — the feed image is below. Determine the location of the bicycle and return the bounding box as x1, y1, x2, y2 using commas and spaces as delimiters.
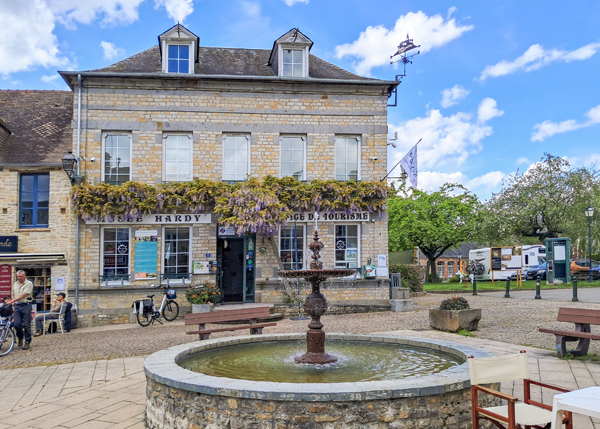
466, 258, 486, 276
0, 315, 16, 357
135, 285, 179, 327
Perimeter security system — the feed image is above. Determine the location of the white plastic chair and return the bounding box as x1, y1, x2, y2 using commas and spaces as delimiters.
43, 303, 65, 335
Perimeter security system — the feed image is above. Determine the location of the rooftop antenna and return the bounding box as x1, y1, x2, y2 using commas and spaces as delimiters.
388, 33, 420, 107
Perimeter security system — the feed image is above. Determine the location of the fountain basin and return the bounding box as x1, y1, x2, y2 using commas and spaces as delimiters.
145, 333, 501, 428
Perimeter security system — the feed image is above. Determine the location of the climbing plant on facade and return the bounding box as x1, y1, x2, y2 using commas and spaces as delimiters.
71, 176, 388, 238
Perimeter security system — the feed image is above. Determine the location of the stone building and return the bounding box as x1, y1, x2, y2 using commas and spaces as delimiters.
59, 25, 399, 326
0, 90, 73, 311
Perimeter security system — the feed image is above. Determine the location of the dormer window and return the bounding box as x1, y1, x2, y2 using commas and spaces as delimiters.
158, 24, 199, 74
268, 28, 313, 78
168, 45, 190, 73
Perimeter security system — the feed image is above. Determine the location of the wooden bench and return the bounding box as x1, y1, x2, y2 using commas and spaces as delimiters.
185, 307, 276, 340
539, 308, 600, 357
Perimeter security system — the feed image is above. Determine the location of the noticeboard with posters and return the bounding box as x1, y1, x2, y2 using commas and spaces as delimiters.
491, 246, 523, 271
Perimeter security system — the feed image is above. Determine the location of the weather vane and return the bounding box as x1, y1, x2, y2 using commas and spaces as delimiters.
388, 33, 420, 107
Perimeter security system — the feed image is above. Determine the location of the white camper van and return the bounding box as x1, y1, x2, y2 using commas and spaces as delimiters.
468, 245, 546, 281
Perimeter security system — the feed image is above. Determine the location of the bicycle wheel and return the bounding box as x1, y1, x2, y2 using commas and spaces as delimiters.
0, 326, 16, 357
162, 300, 179, 321
136, 311, 153, 327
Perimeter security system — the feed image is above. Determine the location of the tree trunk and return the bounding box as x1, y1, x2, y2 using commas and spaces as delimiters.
427, 256, 439, 283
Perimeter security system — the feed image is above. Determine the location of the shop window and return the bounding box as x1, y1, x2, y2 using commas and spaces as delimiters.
282, 49, 304, 77
334, 225, 359, 269
102, 228, 130, 282
167, 44, 190, 73
280, 225, 304, 270
163, 133, 192, 182
447, 261, 455, 278
163, 227, 191, 280
19, 173, 49, 228
280, 136, 306, 180
335, 136, 360, 181
437, 261, 444, 278
223, 134, 250, 181
103, 133, 131, 185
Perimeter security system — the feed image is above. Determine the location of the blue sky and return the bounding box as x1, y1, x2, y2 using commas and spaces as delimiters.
2, 0, 600, 201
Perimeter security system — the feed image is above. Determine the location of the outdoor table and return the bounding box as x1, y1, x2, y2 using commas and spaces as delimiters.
550, 386, 600, 429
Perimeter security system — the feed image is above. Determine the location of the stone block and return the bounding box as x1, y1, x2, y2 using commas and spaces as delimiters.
390, 287, 411, 300
429, 308, 482, 332
390, 299, 414, 313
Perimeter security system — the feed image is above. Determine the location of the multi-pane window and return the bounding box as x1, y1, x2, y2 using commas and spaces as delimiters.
103, 133, 131, 185
282, 49, 304, 77
447, 261, 455, 278
163, 227, 190, 275
164, 134, 192, 182
437, 261, 445, 278
19, 174, 49, 228
280, 225, 304, 270
280, 136, 305, 180
223, 134, 250, 181
168, 45, 190, 73
102, 228, 130, 278
335, 136, 359, 181
335, 225, 359, 269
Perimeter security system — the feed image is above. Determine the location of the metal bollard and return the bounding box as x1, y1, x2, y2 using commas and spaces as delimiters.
535, 279, 541, 300
472, 279, 477, 296
572, 279, 579, 302
504, 279, 511, 298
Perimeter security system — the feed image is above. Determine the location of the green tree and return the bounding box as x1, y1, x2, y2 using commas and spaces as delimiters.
479, 154, 600, 247
388, 184, 482, 283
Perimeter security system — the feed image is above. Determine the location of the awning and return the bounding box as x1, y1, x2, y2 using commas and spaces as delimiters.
0, 253, 66, 264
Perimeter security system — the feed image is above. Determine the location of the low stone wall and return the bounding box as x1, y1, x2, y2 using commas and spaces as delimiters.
271, 303, 391, 318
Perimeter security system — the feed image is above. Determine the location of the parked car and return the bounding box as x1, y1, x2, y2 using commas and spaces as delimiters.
587, 266, 600, 280
570, 258, 600, 272
527, 263, 547, 280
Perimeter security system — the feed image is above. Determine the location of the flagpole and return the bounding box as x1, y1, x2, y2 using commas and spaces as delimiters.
380, 138, 421, 182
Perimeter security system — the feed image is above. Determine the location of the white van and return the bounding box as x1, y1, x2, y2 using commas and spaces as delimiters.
468, 245, 546, 281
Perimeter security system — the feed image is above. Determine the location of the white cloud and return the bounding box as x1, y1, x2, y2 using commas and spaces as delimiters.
154, 0, 194, 23
516, 157, 530, 165
335, 9, 473, 76
41, 74, 59, 82
100, 41, 125, 60
417, 170, 504, 195
48, 0, 146, 27
531, 104, 600, 141
477, 97, 504, 122
0, 0, 70, 76
283, 0, 308, 5
440, 85, 469, 108
480, 41, 600, 81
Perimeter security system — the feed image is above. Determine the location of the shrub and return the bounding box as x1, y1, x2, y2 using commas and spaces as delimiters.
439, 296, 470, 311
448, 275, 461, 283
389, 264, 422, 292
185, 282, 221, 304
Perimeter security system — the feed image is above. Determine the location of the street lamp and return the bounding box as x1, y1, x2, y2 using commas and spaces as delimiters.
62, 151, 83, 185
585, 206, 595, 282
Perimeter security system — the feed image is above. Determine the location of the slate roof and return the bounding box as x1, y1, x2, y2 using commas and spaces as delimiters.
0, 90, 73, 166
88, 45, 374, 81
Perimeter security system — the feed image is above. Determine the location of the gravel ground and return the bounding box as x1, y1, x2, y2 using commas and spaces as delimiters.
1, 293, 599, 370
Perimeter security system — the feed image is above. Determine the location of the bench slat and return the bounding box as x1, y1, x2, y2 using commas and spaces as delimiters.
539, 328, 600, 340
187, 322, 277, 335
185, 307, 271, 324
556, 307, 600, 325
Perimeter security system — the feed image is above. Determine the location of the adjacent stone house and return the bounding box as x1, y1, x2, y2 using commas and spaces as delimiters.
0, 90, 73, 310
59, 25, 399, 326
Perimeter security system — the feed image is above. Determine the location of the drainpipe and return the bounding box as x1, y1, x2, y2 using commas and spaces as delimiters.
74, 74, 82, 310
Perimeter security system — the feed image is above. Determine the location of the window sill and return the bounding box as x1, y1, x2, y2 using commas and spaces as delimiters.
14, 228, 51, 233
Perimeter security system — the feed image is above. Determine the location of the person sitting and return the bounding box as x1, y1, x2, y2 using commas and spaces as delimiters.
0, 295, 13, 318
34, 293, 67, 336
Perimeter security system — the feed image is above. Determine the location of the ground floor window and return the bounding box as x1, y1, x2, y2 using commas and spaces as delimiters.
437, 261, 444, 278
280, 225, 304, 270
102, 228, 130, 279
163, 227, 190, 277
334, 225, 359, 269
447, 261, 455, 277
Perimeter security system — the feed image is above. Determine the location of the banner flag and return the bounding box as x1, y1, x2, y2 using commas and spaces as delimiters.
399, 143, 418, 188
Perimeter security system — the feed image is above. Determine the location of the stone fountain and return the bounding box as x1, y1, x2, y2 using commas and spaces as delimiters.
277, 227, 355, 364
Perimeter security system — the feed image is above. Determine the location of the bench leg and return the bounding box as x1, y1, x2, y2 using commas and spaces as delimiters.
250, 327, 263, 335
555, 335, 566, 358
199, 333, 211, 340
571, 338, 590, 357
555, 335, 591, 357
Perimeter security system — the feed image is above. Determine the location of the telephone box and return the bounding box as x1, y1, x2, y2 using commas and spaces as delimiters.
544, 238, 571, 283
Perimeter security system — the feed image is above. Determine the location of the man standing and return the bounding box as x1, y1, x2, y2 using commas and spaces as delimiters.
34, 293, 66, 337
7, 270, 33, 350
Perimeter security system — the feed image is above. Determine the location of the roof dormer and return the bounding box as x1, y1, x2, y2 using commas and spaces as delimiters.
268, 29, 313, 78
158, 24, 199, 74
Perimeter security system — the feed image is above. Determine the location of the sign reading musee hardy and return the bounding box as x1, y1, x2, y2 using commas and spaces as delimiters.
286, 212, 370, 222
85, 214, 211, 225
0, 236, 18, 253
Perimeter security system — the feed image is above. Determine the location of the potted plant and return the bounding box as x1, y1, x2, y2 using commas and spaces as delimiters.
429, 296, 481, 332
186, 282, 221, 313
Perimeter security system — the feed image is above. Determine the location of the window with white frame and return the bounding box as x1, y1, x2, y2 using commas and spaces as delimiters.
167, 44, 190, 73
437, 261, 445, 278
280, 225, 304, 270
280, 136, 305, 180
334, 225, 359, 269
163, 227, 190, 277
223, 134, 250, 181
164, 133, 192, 182
447, 261, 455, 278
102, 228, 130, 279
282, 49, 304, 77
335, 136, 360, 181
103, 133, 131, 185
